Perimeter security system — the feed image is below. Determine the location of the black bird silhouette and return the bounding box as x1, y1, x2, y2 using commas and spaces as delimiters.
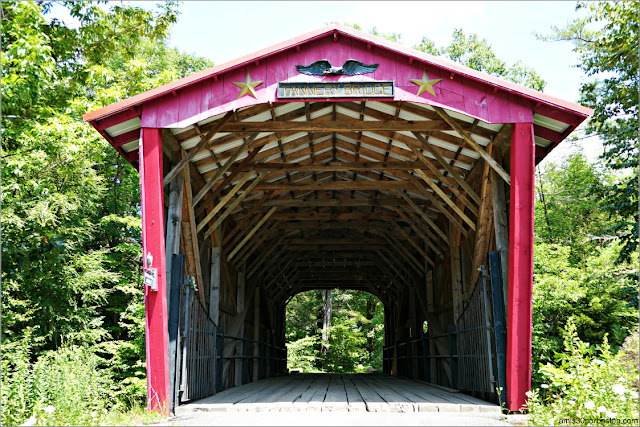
296, 59, 379, 76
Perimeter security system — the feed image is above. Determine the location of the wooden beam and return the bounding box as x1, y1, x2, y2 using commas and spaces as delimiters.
433, 107, 511, 185
287, 244, 385, 251
507, 122, 535, 411
209, 237, 221, 324
409, 145, 479, 217
183, 164, 206, 307
218, 118, 451, 133
390, 221, 434, 268
236, 223, 278, 266
397, 191, 449, 244
468, 144, 495, 292
402, 173, 468, 237
163, 111, 233, 187
491, 146, 509, 312
450, 229, 463, 323
222, 191, 273, 247
270, 212, 396, 221
260, 196, 428, 209
196, 172, 254, 233
192, 135, 256, 206
201, 174, 265, 241
413, 168, 476, 230
194, 146, 262, 217
286, 238, 386, 245
391, 207, 443, 256
255, 180, 412, 191
245, 161, 428, 172
411, 131, 482, 205
164, 152, 184, 311
227, 206, 277, 260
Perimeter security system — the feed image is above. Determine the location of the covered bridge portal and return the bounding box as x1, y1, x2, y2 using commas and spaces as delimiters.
84, 24, 591, 414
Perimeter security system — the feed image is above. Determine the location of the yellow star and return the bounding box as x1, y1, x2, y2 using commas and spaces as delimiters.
232, 72, 263, 99
411, 70, 442, 97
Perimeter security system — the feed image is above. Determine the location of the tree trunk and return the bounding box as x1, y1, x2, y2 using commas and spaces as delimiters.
320, 289, 332, 357
366, 296, 376, 358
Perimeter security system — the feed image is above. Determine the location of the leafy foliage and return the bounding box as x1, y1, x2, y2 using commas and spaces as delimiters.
286, 290, 384, 373
413, 28, 546, 90
0, 1, 212, 421
527, 320, 639, 425
538, 1, 639, 260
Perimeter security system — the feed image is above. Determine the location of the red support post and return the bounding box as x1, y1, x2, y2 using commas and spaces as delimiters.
506, 122, 534, 411
139, 128, 170, 414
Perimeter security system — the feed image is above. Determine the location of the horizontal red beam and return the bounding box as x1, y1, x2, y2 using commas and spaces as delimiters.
112, 129, 141, 147
96, 108, 140, 131
533, 125, 563, 143
533, 104, 583, 127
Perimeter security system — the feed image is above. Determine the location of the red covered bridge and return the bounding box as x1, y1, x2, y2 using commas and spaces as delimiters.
84, 24, 591, 414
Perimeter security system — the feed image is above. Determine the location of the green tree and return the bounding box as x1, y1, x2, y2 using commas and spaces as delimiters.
413, 28, 547, 91
285, 290, 384, 372
1, 1, 213, 409
538, 1, 639, 260
534, 153, 618, 261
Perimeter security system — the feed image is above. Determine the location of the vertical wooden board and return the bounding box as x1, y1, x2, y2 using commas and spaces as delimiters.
325, 37, 352, 78
157, 93, 180, 128
206, 74, 226, 110
210, 244, 221, 325
347, 39, 374, 82
372, 46, 397, 81
141, 99, 159, 128
395, 56, 420, 88
486, 90, 511, 124
286, 41, 315, 82
436, 69, 465, 98
508, 93, 534, 123
462, 78, 489, 122
176, 81, 203, 128
265, 51, 289, 87
195, 77, 213, 124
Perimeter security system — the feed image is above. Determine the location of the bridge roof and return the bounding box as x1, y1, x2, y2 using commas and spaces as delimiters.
84, 23, 592, 167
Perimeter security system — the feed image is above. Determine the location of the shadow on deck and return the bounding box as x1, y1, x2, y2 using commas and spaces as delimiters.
176, 373, 502, 414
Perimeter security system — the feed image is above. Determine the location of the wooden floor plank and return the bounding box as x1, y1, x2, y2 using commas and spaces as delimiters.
232, 377, 297, 411
343, 375, 367, 412
322, 374, 349, 411
350, 376, 392, 412
274, 375, 318, 412
177, 374, 501, 414
304, 375, 331, 412
367, 377, 416, 412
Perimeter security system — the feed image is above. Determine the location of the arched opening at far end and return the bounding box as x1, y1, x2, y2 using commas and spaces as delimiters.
286, 289, 384, 374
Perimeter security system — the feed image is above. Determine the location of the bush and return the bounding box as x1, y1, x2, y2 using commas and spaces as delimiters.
286, 336, 319, 373
1, 341, 163, 426
527, 320, 639, 426
2, 343, 113, 426
323, 323, 367, 373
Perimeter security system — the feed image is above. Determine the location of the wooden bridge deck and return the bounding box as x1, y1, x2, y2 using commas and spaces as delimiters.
176, 374, 501, 414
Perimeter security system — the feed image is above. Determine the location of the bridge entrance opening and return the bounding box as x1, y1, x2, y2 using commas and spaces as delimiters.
286, 290, 384, 374
83, 23, 591, 414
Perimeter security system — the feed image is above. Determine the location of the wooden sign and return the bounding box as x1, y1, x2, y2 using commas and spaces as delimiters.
277, 81, 394, 99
